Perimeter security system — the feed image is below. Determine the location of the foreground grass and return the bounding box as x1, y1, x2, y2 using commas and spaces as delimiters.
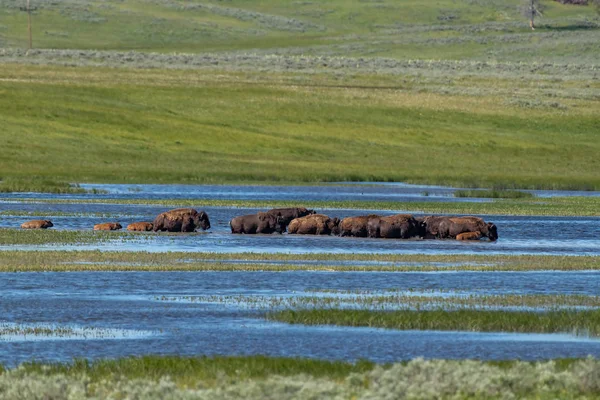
1, 63, 599, 190
0, 250, 598, 272
2, 356, 600, 399
268, 309, 600, 336
4, 196, 600, 216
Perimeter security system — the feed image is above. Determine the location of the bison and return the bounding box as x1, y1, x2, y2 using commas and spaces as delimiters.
438, 217, 498, 241
127, 222, 153, 232
456, 231, 482, 241
367, 214, 421, 239
266, 207, 315, 227
93, 222, 122, 231
339, 215, 381, 237
230, 212, 286, 234
20, 220, 53, 229
287, 214, 340, 235
153, 208, 210, 232
415, 216, 455, 239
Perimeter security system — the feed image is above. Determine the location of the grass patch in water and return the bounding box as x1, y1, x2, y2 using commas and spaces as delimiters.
5, 196, 600, 216
454, 189, 534, 199
0, 251, 598, 272
0, 229, 136, 246
0, 178, 105, 194
267, 309, 600, 336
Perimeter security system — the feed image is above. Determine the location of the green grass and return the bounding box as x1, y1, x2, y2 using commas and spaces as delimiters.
267, 309, 600, 336
454, 189, 534, 199
0, 64, 599, 191
4, 195, 600, 216
0, 250, 597, 272
0, 178, 93, 194
14, 355, 377, 385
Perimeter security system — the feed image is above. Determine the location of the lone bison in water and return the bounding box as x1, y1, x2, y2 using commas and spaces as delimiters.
153, 208, 210, 232
456, 231, 482, 241
368, 214, 421, 239
287, 214, 340, 235
93, 222, 122, 231
230, 212, 286, 234
339, 215, 381, 237
266, 207, 315, 228
21, 220, 53, 229
127, 222, 153, 232
438, 217, 498, 241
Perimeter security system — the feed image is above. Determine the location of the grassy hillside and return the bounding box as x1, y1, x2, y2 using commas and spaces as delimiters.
1, 0, 599, 189
0, 63, 598, 189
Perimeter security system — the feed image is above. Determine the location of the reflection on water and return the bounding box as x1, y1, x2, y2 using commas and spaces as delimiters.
1, 271, 600, 366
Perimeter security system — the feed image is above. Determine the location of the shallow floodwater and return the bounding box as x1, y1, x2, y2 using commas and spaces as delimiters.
1, 203, 599, 256
2, 271, 600, 366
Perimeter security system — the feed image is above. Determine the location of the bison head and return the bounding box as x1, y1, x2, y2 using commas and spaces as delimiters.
194, 211, 211, 230
329, 217, 341, 236
486, 222, 498, 241
44, 220, 54, 228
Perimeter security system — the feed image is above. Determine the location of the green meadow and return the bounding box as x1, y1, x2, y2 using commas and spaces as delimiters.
1, 0, 599, 191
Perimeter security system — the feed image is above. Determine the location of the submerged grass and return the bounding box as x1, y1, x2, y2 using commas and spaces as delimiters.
0, 251, 597, 272
454, 189, 534, 199
268, 309, 600, 336
3, 196, 600, 216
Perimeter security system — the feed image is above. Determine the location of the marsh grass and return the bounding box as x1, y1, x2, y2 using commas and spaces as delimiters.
0, 178, 89, 194
454, 190, 534, 199
268, 309, 600, 336
4, 196, 600, 216
0, 251, 597, 272
0, 229, 136, 246
0, 252, 600, 272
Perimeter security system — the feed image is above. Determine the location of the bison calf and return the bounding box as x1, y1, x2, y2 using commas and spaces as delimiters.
287, 214, 340, 235
127, 222, 153, 231
93, 222, 122, 231
456, 231, 482, 241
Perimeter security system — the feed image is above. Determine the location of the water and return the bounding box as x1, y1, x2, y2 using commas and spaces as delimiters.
1, 271, 600, 366
1, 203, 599, 256
1, 183, 599, 366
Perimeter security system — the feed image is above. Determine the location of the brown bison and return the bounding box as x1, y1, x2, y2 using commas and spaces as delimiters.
230, 212, 286, 234
456, 231, 482, 241
287, 214, 340, 235
339, 215, 381, 237
266, 207, 315, 227
21, 220, 53, 229
367, 214, 421, 239
415, 216, 452, 239
93, 222, 122, 231
438, 217, 498, 241
153, 208, 210, 232
127, 222, 154, 232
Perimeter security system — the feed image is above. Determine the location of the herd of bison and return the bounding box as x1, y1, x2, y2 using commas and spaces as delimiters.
19, 207, 498, 241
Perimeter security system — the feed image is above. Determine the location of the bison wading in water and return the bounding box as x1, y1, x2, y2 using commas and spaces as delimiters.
21, 220, 53, 229
438, 217, 498, 241
127, 222, 153, 232
93, 222, 122, 231
287, 214, 340, 235
230, 212, 286, 234
266, 207, 315, 228
416, 216, 452, 239
339, 215, 381, 237
153, 208, 210, 233
367, 214, 422, 239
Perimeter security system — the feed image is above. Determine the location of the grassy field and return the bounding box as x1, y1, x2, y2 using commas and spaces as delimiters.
0, 249, 597, 272
2, 356, 600, 399
1, 0, 599, 192
268, 309, 600, 336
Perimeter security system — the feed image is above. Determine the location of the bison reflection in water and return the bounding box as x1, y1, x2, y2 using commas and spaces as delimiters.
153, 208, 210, 233
93, 222, 122, 231
20, 220, 53, 229
230, 212, 286, 234
287, 214, 340, 235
